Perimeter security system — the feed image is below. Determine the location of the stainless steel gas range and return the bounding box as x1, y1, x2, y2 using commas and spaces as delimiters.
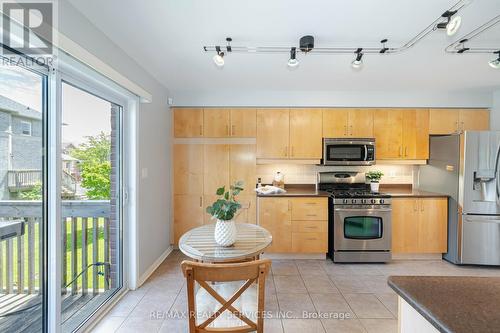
318, 172, 392, 263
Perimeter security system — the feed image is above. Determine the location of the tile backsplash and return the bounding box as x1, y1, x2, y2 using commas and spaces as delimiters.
256, 164, 416, 185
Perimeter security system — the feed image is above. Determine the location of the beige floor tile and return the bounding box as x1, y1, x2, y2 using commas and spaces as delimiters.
375, 293, 398, 317
115, 316, 163, 333
91, 316, 126, 333
129, 292, 178, 319
276, 293, 316, 319
359, 318, 398, 333
322, 262, 353, 276
321, 318, 367, 333
343, 294, 393, 319
282, 319, 325, 333
264, 319, 284, 333
329, 275, 371, 294
272, 261, 300, 275
158, 318, 188, 332
360, 275, 394, 294
295, 260, 326, 276
107, 292, 145, 317
309, 293, 355, 318
302, 274, 339, 294
265, 293, 281, 318
274, 275, 307, 293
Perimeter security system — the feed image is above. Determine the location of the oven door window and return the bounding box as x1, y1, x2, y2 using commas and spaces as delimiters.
327, 145, 365, 161
344, 216, 383, 239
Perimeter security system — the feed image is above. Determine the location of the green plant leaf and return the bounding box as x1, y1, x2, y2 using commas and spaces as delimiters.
216, 186, 225, 195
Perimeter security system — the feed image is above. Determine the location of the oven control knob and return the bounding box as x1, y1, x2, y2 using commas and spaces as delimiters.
352, 199, 357, 204
380, 199, 385, 204
361, 199, 366, 204
371, 199, 376, 204
343, 199, 348, 204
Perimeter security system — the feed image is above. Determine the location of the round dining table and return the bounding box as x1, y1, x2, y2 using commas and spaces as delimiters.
178, 223, 272, 263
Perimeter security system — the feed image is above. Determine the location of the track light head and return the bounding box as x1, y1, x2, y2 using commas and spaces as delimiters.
288, 47, 299, 69
489, 51, 500, 69
437, 10, 462, 36
351, 51, 364, 69
213, 49, 225, 67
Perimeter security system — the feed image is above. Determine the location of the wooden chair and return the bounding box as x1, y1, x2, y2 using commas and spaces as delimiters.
181, 259, 272, 333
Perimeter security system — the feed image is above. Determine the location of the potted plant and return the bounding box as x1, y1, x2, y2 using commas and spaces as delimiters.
365, 171, 384, 193
206, 180, 244, 247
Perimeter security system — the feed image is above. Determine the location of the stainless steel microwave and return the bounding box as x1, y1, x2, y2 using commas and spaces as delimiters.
323, 138, 376, 165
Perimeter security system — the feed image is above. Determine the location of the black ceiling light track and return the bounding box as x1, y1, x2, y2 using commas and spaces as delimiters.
203, 0, 470, 59
446, 14, 500, 54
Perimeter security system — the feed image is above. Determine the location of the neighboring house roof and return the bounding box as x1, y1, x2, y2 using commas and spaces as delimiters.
62, 153, 79, 162
0, 95, 42, 120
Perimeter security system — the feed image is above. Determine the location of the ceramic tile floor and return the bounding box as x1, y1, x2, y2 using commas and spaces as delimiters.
91, 251, 500, 333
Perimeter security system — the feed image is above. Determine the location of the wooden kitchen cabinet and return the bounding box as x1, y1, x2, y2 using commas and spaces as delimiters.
322, 108, 373, 138
258, 197, 292, 252
258, 196, 328, 253
256, 109, 290, 159
173, 144, 204, 195
229, 144, 256, 189
174, 194, 204, 244
289, 108, 323, 159
402, 109, 429, 159
429, 109, 489, 134
203, 145, 230, 195
230, 108, 257, 137
374, 109, 404, 159
204, 108, 230, 137
173, 108, 204, 137
392, 197, 448, 254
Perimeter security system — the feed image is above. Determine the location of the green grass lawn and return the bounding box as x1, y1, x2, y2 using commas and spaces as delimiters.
1, 218, 107, 292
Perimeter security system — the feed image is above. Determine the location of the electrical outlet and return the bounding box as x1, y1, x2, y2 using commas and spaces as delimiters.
141, 168, 148, 179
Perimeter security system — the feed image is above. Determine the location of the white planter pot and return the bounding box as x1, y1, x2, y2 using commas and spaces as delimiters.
370, 182, 380, 193
214, 220, 237, 247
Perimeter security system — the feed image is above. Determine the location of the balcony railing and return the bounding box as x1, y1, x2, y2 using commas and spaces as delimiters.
0, 200, 111, 295
7, 170, 78, 195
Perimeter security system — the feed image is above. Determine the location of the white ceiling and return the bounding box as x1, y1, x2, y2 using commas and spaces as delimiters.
68, 0, 500, 94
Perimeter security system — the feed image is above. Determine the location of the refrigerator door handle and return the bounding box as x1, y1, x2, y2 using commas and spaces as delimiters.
464, 215, 500, 224
495, 142, 500, 205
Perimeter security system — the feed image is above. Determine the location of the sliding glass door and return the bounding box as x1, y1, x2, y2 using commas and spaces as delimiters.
59, 80, 124, 332
0, 59, 48, 331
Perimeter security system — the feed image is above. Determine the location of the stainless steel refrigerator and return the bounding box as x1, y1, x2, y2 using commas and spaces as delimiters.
418, 131, 500, 266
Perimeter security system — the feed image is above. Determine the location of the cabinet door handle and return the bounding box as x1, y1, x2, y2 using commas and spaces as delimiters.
461, 121, 465, 132
226, 125, 229, 136
413, 200, 418, 212
404, 146, 408, 157
231, 124, 235, 136
305, 226, 318, 229
306, 214, 317, 217
200, 196, 203, 207
304, 202, 317, 205
291, 146, 294, 157
420, 200, 424, 212
306, 238, 318, 241
344, 125, 347, 136
288, 201, 292, 212
350, 125, 353, 136
399, 146, 403, 157
199, 125, 203, 136
284, 146, 288, 157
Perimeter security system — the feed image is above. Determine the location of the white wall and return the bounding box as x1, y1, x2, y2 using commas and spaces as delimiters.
58, 2, 172, 284
491, 91, 500, 130
171, 89, 493, 108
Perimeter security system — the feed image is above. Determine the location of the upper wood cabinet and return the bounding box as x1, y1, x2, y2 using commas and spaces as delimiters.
392, 197, 447, 254
374, 109, 429, 160
402, 109, 429, 159
289, 108, 323, 159
173, 108, 203, 137
204, 108, 230, 137
374, 109, 404, 159
323, 108, 373, 138
173, 144, 203, 195
230, 108, 256, 137
429, 109, 489, 134
230, 144, 256, 189
256, 109, 290, 159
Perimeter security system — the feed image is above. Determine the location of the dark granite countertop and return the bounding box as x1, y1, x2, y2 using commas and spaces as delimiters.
381, 185, 449, 198
388, 276, 500, 333
256, 185, 329, 197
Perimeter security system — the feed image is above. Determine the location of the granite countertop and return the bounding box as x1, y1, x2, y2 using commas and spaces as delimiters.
388, 276, 500, 333
380, 185, 449, 198
256, 185, 330, 197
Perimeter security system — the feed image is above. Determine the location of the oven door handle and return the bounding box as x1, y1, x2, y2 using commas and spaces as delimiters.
334, 208, 392, 213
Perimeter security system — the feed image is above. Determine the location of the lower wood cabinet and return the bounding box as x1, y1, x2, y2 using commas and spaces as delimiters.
258, 196, 328, 253
392, 197, 448, 254
173, 194, 204, 244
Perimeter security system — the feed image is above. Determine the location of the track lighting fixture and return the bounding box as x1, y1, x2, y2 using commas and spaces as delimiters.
352, 49, 364, 69
446, 15, 500, 54
437, 10, 462, 36
489, 51, 500, 69
287, 47, 299, 68
203, 0, 472, 69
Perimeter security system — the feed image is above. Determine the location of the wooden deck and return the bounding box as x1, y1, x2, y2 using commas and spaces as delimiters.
0, 292, 101, 332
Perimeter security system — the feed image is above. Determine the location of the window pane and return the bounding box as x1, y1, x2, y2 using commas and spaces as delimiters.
60, 82, 122, 332
0, 62, 45, 331
344, 216, 383, 239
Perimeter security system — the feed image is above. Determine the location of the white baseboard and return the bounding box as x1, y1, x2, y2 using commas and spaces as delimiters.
136, 246, 174, 288
261, 253, 327, 260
